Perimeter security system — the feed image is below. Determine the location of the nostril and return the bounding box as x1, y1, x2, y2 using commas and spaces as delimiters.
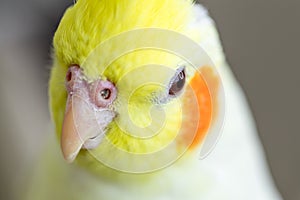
66, 70, 72, 82
66, 65, 80, 82
65, 65, 82, 92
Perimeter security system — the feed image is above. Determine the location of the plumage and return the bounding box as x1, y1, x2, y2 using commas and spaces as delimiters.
27, 0, 282, 199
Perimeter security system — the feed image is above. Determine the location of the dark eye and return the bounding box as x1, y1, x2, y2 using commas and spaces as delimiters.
169, 69, 185, 96
100, 88, 111, 100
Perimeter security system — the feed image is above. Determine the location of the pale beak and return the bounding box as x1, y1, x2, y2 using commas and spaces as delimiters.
61, 94, 115, 163
61, 102, 81, 163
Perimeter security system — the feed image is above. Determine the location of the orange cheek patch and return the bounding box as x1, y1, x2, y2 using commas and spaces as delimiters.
180, 66, 220, 150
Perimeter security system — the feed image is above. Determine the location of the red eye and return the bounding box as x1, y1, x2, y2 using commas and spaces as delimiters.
92, 80, 117, 108
100, 88, 111, 100
169, 69, 186, 96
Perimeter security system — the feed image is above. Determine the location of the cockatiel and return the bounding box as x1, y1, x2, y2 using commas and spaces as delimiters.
25, 0, 282, 200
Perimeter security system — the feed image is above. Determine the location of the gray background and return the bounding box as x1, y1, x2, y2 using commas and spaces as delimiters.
0, 0, 299, 199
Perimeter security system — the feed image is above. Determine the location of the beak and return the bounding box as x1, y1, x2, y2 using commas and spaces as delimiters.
61, 91, 115, 163
61, 100, 82, 163
60, 66, 116, 163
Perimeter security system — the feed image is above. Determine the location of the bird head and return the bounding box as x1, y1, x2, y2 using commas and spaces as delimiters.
49, 0, 223, 174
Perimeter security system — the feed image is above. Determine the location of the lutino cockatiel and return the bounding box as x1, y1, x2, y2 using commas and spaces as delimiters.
26, 0, 282, 200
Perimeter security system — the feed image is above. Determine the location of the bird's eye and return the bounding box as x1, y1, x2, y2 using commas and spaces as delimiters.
169, 68, 186, 96
100, 88, 111, 100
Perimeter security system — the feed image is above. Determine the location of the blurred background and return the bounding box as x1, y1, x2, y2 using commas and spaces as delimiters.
0, 0, 299, 199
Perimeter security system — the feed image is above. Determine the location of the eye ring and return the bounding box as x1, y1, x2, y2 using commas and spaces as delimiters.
168, 67, 186, 96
